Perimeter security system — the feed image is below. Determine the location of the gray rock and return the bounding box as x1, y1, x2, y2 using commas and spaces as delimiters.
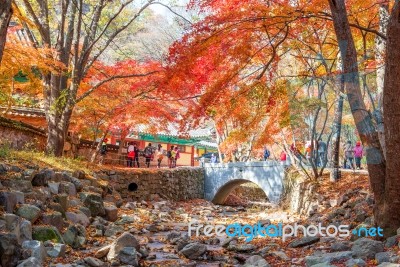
69, 177, 83, 191
376, 252, 391, 264
345, 258, 366, 267
351, 237, 384, 260
79, 207, 91, 217
17, 257, 42, 267
11, 190, 24, 204
59, 182, 76, 196
117, 247, 140, 265
0, 233, 21, 267
80, 192, 105, 217
310, 263, 336, 267
84, 256, 106, 267
65, 211, 90, 227
377, 264, 400, 267
330, 241, 351, 252
63, 224, 86, 248
32, 169, 54, 186
0, 191, 17, 212
104, 205, 118, 222
21, 240, 46, 264
244, 255, 270, 267
305, 251, 353, 267
180, 242, 207, 259
104, 225, 124, 237
4, 214, 32, 244
54, 194, 69, 214
270, 250, 290, 261
42, 212, 63, 231
107, 232, 140, 261
288, 236, 320, 248
166, 231, 181, 241
46, 243, 66, 258
385, 235, 399, 248
48, 182, 60, 194
227, 243, 257, 252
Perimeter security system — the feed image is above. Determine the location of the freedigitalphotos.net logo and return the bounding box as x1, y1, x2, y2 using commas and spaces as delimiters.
188, 221, 384, 242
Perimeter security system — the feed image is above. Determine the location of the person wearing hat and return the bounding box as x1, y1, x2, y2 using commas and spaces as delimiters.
354, 141, 363, 170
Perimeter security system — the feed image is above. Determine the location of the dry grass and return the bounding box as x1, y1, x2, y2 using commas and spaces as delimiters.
7, 150, 98, 174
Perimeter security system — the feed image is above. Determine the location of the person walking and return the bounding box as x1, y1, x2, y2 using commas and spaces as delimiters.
173, 146, 180, 168
99, 138, 108, 165
210, 153, 217, 163
127, 142, 135, 168
167, 145, 174, 168
170, 146, 177, 168
317, 140, 327, 167
156, 144, 164, 168
354, 141, 363, 170
343, 140, 354, 169
280, 151, 287, 162
133, 143, 140, 168
263, 147, 270, 161
144, 143, 154, 168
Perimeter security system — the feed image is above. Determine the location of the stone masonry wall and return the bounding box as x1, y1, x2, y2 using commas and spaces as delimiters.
0, 116, 46, 150
96, 168, 205, 202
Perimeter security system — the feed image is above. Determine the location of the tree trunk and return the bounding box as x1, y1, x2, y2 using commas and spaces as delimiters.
328, 0, 386, 228
382, 1, 400, 237
374, 2, 389, 160
0, 0, 12, 64
330, 58, 345, 182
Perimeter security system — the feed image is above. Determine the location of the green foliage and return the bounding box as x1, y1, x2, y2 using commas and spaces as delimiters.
0, 142, 11, 158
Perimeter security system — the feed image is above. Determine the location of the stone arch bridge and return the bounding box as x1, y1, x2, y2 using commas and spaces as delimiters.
204, 161, 289, 204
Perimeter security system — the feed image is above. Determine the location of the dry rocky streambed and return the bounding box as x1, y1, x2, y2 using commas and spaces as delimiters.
0, 163, 399, 267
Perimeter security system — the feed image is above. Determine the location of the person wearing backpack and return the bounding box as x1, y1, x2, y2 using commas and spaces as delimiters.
127, 142, 135, 168
167, 145, 174, 168
144, 143, 154, 168
263, 147, 270, 161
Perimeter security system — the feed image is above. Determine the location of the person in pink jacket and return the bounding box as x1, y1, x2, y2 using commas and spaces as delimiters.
353, 141, 363, 169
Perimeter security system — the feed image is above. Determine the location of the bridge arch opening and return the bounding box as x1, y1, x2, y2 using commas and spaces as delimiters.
212, 179, 268, 205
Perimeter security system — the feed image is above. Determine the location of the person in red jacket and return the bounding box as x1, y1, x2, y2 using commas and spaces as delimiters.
280, 151, 287, 161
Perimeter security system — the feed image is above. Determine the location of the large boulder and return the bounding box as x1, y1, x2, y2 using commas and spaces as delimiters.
32, 169, 55, 186
21, 240, 46, 264
180, 242, 207, 259
45, 242, 66, 258
107, 232, 140, 262
32, 226, 64, 244
16, 257, 42, 267
351, 238, 384, 260
42, 211, 63, 231
0, 233, 21, 267
305, 251, 353, 266
80, 192, 105, 217
65, 211, 90, 227
117, 247, 140, 266
16, 204, 41, 223
0, 191, 17, 212
4, 214, 32, 245
244, 255, 270, 267
63, 224, 86, 249
288, 236, 320, 248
